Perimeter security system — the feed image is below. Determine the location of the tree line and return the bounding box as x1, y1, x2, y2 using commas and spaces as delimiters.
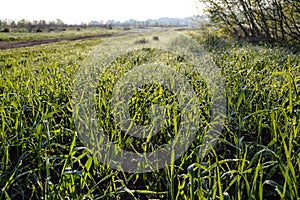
0, 17, 195, 33
199, 0, 300, 41
0, 19, 64, 32
0, 19, 114, 32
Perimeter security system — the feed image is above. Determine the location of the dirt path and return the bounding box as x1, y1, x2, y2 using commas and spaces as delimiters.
0, 33, 114, 50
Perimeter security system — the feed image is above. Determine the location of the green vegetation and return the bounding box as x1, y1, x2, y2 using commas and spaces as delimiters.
0, 28, 118, 42
199, 0, 300, 42
0, 29, 299, 199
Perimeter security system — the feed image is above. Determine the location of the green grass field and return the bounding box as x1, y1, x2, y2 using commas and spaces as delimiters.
0, 27, 118, 42
0, 29, 299, 199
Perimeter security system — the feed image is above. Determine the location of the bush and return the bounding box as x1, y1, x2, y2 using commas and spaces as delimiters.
134, 38, 148, 44
0, 28, 10, 32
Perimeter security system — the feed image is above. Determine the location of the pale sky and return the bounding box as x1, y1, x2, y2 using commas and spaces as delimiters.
0, 0, 203, 24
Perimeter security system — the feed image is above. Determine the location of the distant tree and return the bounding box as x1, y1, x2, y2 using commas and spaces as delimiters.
10, 21, 16, 28
27, 22, 33, 32
105, 20, 114, 29
17, 19, 27, 28
1, 20, 8, 30
38, 20, 47, 29
55, 19, 64, 25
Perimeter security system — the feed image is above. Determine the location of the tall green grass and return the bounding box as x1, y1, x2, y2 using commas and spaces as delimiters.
0, 30, 299, 199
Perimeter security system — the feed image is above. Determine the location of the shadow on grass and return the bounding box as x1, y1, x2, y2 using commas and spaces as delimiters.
192, 30, 300, 54
242, 37, 300, 54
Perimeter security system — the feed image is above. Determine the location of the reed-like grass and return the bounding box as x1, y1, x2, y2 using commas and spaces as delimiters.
0, 30, 299, 199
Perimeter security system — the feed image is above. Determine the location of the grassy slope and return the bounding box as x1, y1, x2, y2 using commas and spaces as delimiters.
0, 30, 299, 199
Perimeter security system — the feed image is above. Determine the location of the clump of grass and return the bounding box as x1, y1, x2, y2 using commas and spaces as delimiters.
134, 38, 148, 44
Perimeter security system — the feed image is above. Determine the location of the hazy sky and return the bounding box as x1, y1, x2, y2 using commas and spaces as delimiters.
0, 0, 203, 24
